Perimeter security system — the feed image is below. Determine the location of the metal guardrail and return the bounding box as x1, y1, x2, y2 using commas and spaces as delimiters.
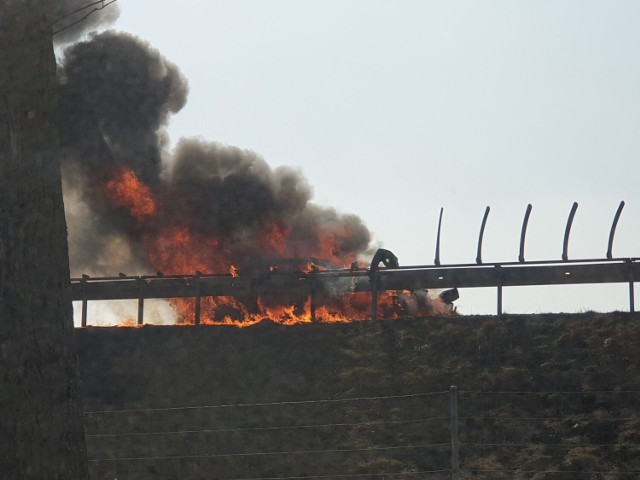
71, 201, 638, 325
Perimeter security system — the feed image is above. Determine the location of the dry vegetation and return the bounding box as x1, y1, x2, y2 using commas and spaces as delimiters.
78, 312, 640, 479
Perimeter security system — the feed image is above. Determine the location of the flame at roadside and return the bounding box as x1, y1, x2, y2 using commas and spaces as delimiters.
116, 319, 142, 328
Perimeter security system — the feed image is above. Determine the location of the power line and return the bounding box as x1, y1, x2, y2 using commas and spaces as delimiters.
52, 0, 118, 36
88, 442, 451, 463
86, 416, 450, 438
52, 0, 108, 24
85, 390, 449, 415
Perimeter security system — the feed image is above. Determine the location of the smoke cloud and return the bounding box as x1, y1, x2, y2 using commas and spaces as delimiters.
58, 28, 373, 277
59, 31, 187, 184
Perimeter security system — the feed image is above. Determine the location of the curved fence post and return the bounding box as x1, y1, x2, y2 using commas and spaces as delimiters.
434, 207, 443, 266
562, 202, 579, 261
519, 204, 532, 263
607, 201, 625, 260
476, 206, 490, 265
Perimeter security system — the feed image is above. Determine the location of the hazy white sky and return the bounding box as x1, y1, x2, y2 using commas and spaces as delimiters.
98, 0, 640, 315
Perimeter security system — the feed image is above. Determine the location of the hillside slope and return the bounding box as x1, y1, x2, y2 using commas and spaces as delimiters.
78, 312, 640, 479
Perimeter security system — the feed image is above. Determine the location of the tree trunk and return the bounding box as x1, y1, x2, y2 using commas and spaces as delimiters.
0, 4, 89, 479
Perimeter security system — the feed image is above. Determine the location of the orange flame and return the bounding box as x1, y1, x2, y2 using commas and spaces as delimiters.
146, 226, 225, 275
104, 166, 157, 221
259, 223, 289, 257
117, 319, 142, 328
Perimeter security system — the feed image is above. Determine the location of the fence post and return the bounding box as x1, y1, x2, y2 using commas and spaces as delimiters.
450, 386, 460, 480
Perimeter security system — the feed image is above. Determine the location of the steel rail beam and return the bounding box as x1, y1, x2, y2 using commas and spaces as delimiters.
70, 259, 639, 302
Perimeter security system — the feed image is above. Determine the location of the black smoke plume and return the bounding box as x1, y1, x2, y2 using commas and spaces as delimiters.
58, 29, 373, 276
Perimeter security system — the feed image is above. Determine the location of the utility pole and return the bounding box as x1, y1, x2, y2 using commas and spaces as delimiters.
0, 3, 89, 478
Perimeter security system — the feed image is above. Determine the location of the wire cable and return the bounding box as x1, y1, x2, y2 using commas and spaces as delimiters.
459, 415, 640, 421
461, 441, 640, 448
86, 416, 450, 438
465, 469, 640, 475
459, 390, 640, 395
85, 390, 449, 415
88, 442, 451, 462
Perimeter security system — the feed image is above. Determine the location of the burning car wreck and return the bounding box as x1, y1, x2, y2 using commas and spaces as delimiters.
366, 249, 458, 317
196, 249, 459, 324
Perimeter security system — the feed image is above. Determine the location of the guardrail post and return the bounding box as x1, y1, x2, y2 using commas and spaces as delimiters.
80, 280, 88, 327
81, 297, 88, 328
371, 273, 378, 321
627, 259, 635, 313
495, 265, 503, 316
194, 283, 201, 325
310, 281, 316, 322
450, 386, 460, 480
137, 279, 144, 326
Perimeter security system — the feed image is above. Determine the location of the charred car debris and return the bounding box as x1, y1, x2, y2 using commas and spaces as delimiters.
368, 248, 458, 316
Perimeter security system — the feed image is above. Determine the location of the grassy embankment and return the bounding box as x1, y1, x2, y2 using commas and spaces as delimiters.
78, 312, 640, 479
